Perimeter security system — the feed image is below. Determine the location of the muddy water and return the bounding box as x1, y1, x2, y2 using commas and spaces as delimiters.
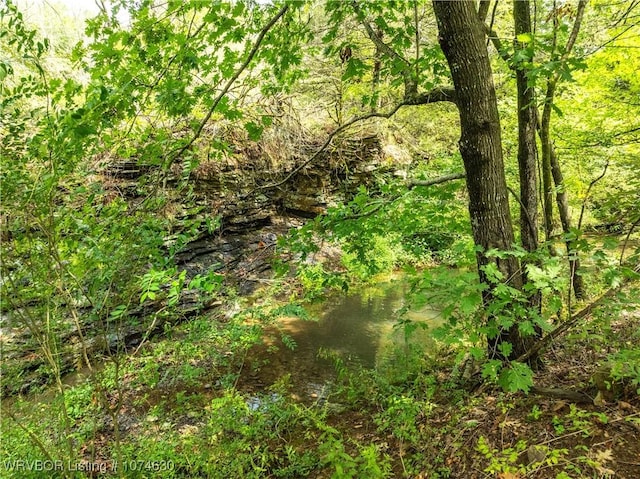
241, 278, 440, 402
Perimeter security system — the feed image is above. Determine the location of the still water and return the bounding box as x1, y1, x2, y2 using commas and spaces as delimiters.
241, 277, 440, 402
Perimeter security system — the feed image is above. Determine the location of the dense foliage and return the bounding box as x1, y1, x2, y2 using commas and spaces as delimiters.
1, 0, 639, 477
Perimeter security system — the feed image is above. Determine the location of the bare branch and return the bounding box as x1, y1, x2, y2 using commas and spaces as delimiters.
258, 87, 456, 191
407, 171, 465, 188
613, 0, 640, 27
486, 0, 501, 49
564, 0, 588, 57
256, 103, 404, 191
577, 160, 609, 230
484, 24, 511, 62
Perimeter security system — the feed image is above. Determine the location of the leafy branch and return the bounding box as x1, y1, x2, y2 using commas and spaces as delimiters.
516, 263, 640, 364
164, 4, 291, 169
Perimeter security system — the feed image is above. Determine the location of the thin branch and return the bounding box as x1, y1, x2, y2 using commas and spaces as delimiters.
577, 160, 609, 230
164, 4, 290, 168
352, 0, 415, 95
486, 0, 500, 48
484, 23, 511, 62
572, 126, 640, 148
607, 125, 640, 137
587, 21, 640, 56
620, 215, 640, 266
257, 87, 455, 191
564, 0, 588, 57
407, 171, 465, 188
341, 201, 387, 222
256, 104, 403, 191
613, 0, 640, 27
1, 408, 61, 474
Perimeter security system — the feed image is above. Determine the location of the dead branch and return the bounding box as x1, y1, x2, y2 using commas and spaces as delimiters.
577, 159, 609, 230
530, 386, 593, 404
257, 88, 455, 191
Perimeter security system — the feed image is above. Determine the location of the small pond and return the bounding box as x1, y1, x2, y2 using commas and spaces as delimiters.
240, 277, 440, 403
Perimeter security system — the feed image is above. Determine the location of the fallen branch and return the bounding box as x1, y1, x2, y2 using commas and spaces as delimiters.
530, 386, 593, 404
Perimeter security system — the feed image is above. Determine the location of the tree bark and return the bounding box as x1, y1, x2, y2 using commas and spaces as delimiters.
371, 25, 383, 112
540, 87, 557, 244
432, 0, 536, 361
537, 0, 588, 299
550, 145, 585, 298
513, 0, 539, 255
513, 0, 542, 314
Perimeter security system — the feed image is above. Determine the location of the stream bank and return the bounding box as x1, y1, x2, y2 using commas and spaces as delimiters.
1, 130, 413, 398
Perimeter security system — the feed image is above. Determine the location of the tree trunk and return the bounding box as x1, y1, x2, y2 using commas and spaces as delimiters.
550, 143, 586, 299
432, 0, 536, 361
513, 0, 542, 312
537, 0, 588, 299
513, 0, 539, 255
371, 26, 383, 112
540, 90, 556, 245
540, 80, 585, 299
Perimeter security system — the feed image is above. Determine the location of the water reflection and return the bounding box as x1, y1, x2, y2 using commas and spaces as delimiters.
242, 278, 439, 399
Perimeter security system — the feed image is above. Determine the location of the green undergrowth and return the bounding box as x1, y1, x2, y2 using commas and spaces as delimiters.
3, 292, 639, 479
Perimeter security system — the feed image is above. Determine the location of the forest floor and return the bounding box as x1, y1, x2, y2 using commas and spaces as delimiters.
3, 220, 639, 478
405, 309, 640, 479
6, 299, 638, 479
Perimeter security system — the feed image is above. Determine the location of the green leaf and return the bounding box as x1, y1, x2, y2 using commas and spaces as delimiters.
341, 57, 367, 81
516, 33, 533, 44
481, 262, 503, 283
498, 362, 533, 393
481, 359, 503, 380
245, 121, 264, 141
73, 124, 97, 137
498, 342, 513, 358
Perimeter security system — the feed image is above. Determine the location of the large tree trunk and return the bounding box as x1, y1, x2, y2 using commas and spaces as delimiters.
432, 0, 536, 360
